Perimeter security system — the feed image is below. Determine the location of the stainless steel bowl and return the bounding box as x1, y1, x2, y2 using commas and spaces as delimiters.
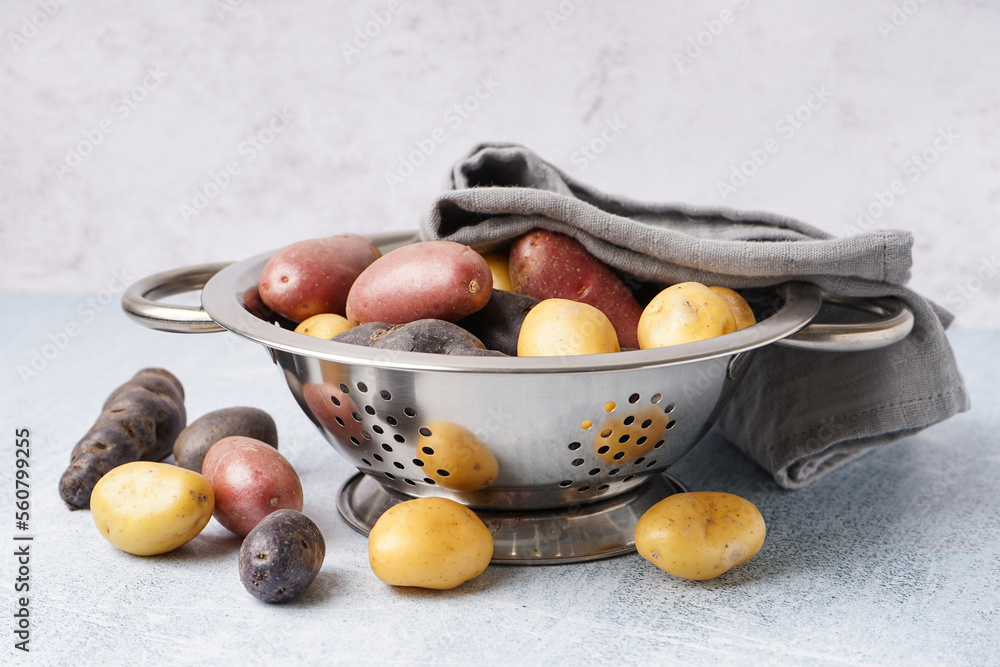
122, 230, 913, 563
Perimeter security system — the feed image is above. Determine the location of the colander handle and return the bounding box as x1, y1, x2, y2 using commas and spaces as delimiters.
774, 292, 914, 352
121, 262, 231, 333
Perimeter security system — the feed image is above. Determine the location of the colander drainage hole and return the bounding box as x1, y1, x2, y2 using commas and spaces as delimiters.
588, 468, 601, 476
372, 425, 384, 434
618, 434, 630, 444
650, 393, 662, 405
357, 382, 368, 393
418, 427, 432, 437
403, 479, 416, 486
628, 393, 640, 404
393, 462, 405, 470
436, 469, 450, 477
386, 416, 398, 426
421, 446, 434, 455
568, 441, 581, 451
351, 412, 362, 422
335, 417, 345, 427
571, 458, 584, 467
634, 457, 645, 465
664, 403, 676, 414
654, 439, 665, 449
613, 452, 625, 461
597, 484, 610, 492
597, 445, 610, 455
623, 474, 635, 482
559, 480, 572, 487
423, 478, 436, 485
349, 437, 360, 446
404, 407, 417, 418
635, 436, 647, 445
393, 434, 405, 443
380, 390, 392, 401
361, 458, 371, 466
666, 420, 677, 429
384, 472, 394, 479
623, 415, 635, 426
412, 459, 424, 467
365, 405, 376, 415
577, 485, 591, 493
339, 383, 350, 394
646, 460, 658, 468
641, 419, 653, 429
608, 468, 620, 475
330, 396, 341, 407
373, 454, 384, 462
599, 428, 613, 438
381, 443, 393, 452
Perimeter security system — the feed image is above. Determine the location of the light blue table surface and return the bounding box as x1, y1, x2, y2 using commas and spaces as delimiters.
1, 295, 996, 666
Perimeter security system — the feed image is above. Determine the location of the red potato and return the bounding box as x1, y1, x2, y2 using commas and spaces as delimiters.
509, 230, 643, 349
258, 234, 382, 323
202, 436, 304, 537
345, 240, 492, 326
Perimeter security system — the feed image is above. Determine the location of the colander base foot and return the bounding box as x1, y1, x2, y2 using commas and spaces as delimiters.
337, 472, 688, 565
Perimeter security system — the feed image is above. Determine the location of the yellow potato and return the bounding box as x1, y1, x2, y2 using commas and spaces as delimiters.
418, 422, 499, 491
637, 282, 737, 349
91, 461, 215, 556
294, 313, 352, 339
480, 251, 513, 292
368, 497, 494, 589
708, 286, 756, 330
517, 298, 620, 356
635, 491, 766, 580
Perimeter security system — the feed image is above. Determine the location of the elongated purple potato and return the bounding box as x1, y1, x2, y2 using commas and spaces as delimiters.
345, 240, 492, 326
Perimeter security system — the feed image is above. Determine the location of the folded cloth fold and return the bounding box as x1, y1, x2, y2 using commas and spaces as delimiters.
420, 142, 970, 488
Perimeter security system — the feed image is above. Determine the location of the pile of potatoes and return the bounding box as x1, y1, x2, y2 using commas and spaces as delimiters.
61, 371, 325, 604
247, 229, 758, 357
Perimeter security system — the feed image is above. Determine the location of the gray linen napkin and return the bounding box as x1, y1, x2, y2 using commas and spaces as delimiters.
420, 142, 970, 489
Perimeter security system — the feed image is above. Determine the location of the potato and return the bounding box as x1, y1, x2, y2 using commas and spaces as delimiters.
455, 289, 538, 356
480, 251, 513, 291
368, 497, 494, 590
240, 509, 326, 603
708, 286, 756, 330
509, 229, 643, 348
173, 407, 278, 472
294, 313, 352, 340
346, 240, 492, 326
517, 298, 620, 356
333, 319, 506, 357
637, 282, 737, 349
635, 492, 766, 580
60, 368, 186, 510
416, 422, 499, 491
202, 436, 304, 537
90, 461, 214, 556
258, 233, 381, 323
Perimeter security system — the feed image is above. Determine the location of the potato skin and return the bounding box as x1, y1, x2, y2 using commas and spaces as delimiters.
173, 407, 278, 472
638, 282, 737, 349
258, 233, 381, 323
91, 461, 214, 556
708, 286, 757, 330
294, 313, 352, 340
202, 436, 303, 537
60, 368, 186, 510
635, 492, 766, 580
368, 497, 494, 590
480, 251, 513, 291
509, 230, 643, 349
455, 289, 538, 356
334, 319, 506, 357
240, 509, 326, 603
345, 240, 492, 326
517, 298, 620, 356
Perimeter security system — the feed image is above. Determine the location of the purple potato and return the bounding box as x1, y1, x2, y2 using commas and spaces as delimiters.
239, 510, 326, 603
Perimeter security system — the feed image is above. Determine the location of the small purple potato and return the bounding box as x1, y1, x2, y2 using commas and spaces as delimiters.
259, 234, 382, 323
345, 240, 492, 326
173, 407, 278, 472
60, 368, 186, 510
455, 289, 539, 356
334, 319, 506, 357
240, 509, 325, 603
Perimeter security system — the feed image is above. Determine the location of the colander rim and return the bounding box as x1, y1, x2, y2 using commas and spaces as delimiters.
200, 232, 822, 374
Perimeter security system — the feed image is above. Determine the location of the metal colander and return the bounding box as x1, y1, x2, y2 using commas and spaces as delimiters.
123, 231, 913, 563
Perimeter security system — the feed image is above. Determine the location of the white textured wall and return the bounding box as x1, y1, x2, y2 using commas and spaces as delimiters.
1, 0, 997, 328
